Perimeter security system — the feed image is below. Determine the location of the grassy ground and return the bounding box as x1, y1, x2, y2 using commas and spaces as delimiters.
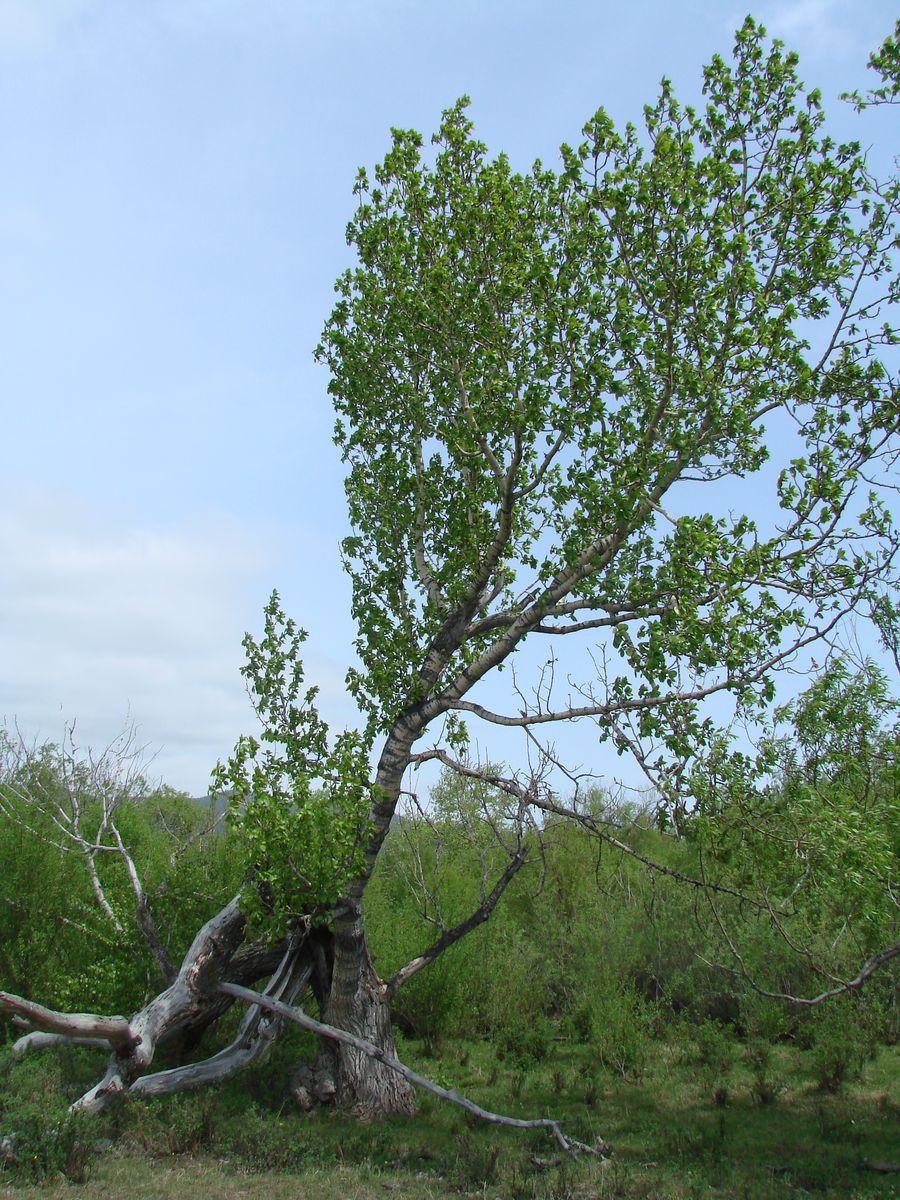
1, 1032, 897, 1198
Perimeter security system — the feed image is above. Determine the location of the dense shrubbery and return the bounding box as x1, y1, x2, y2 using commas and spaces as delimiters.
366, 797, 896, 1069
0, 732, 245, 1020
0, 658, 896, 1094
363, 660, 898, 1068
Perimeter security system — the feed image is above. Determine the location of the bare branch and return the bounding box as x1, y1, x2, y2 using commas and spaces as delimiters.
0, 992, 135, 1050
220, 982, 609, 1159
699, 937, 900, 1007
11, 1032, 112, 1057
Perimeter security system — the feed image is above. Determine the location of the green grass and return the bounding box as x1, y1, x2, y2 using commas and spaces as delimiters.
1, 1032, 897, 1198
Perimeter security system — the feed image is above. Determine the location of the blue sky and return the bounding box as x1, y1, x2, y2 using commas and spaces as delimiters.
1, 0, 896, 794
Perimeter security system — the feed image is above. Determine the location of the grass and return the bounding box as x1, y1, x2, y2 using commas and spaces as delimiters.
0, 1157, 452, 1200
0, 1031, 897, 1198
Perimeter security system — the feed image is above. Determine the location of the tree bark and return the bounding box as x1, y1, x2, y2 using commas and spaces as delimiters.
282, 718, 422, 1117
295, 896, 416, 1117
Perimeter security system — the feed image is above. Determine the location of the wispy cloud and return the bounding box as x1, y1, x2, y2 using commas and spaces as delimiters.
0, 485, 276, 793
754, 0, 864, 60
0, 0, 105, 58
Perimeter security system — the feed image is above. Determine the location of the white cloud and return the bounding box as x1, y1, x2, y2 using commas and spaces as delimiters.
0, 484, 279, 794
0, 0, 104, 58
755, 0, 863, 60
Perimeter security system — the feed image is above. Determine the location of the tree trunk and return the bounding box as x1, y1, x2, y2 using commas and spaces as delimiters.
287, 718, 419, 1117
291, 895, 415, 1117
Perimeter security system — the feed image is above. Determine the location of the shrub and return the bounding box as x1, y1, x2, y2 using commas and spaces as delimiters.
0, 1104, 95, 1185
584, 987, 654, 1080
744, 1040, 785, 1105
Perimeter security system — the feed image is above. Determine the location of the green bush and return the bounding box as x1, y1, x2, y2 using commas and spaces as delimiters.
0, 1049, 98, 1185
744, 1040, 785, 1106
804, 999, 879, 1093
0, 1107, 95, 1185
497, 1015, 554, 1067
582, 987, 654, 1080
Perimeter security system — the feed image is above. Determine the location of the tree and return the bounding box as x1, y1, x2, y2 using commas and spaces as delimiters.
2, 18, 898, 1140
689, 654, 899, 1007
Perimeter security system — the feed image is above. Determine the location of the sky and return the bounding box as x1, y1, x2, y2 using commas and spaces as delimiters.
1, 0, 896, 796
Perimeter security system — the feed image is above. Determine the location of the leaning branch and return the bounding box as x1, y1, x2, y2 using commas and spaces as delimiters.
219, 982, 608, 1158
386, 842, 531, 995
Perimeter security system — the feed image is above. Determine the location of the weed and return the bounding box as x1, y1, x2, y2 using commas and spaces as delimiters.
452, 1133, 501, 1188
744, 1040, 785, 1105
692, 1020, 736, 1073
0, 1107, 95, 1185
807, 1002, 875, 1094
586, 988, 653, 1081
498, 1016, 554, 1067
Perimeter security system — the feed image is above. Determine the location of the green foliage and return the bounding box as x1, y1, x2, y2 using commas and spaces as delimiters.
317, 15, 897, 785
0, 731, 244, 1017
213, 592, 374, 927
0, 1109, 95, 1185
690, 657, 899, 999
744, 1040, 786, 1106
0, 1048, 98, 1185
805, 997, 880, 1093
582, 987, 654, 1080
690, 1020, 738, 1106
496, 1017, 554, 1068
216, 1105, 333, 1173
844, 19, 900, 109
368, 681, 898, 1063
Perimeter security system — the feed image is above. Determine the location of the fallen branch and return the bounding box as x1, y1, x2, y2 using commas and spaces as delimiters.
219, 982, 610, 1158
0, 992, 134, 1050
11, 1032, 111, 1057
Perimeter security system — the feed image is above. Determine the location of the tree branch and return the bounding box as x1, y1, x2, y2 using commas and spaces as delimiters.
386, 841, 531, 996
219, 982, 609, 1158
0, 992, 135, 1050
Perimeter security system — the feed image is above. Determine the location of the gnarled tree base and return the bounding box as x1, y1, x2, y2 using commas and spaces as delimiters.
1, 900, 607, 1157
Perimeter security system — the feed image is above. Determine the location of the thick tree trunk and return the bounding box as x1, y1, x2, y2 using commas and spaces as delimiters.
297, 719, 420, 1117
291, 896, 416, 1117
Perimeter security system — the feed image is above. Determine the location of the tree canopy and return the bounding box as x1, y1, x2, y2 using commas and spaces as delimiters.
313, 18, 897, 775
